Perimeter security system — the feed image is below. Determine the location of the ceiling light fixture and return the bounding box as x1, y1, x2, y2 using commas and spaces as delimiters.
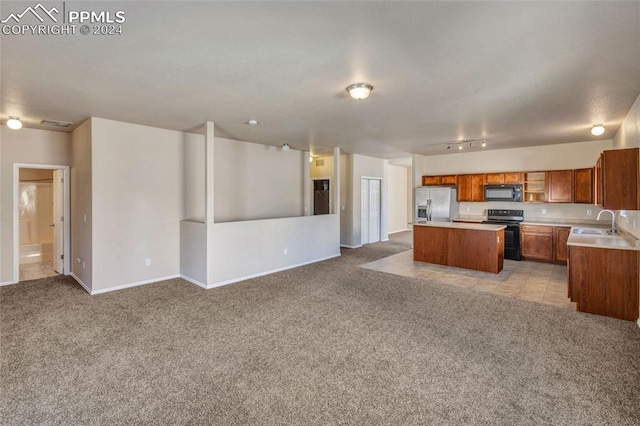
458, 145, 463, 150
247, 119, 259, 126
481, 141, 486, 148
282, 143, 290, 152
346, 83, 373, 100
591, 124, 605, 136
7, 117, 22, 130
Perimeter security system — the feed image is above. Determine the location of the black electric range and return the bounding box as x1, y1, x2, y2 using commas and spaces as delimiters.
483, 209, 524, 261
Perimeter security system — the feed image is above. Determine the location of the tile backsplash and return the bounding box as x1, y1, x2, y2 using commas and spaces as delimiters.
459, 202, 605, 222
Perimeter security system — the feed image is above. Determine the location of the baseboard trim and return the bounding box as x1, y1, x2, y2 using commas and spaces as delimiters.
381, 238, 389, 242
206, 253, 341, 289
90, 274, 180, 295
180, 274, 207, 289
70, 272, 91, 294
388, 229, 410, 235
340, 244, 362, 249
0, 279, 18, 286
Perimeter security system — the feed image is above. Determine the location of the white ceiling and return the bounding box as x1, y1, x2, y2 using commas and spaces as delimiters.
2, 1, 639, 159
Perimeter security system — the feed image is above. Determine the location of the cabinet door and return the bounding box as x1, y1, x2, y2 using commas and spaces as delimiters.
422, 176, 442, 186
504, 172, 524, 185
441, 175, 457, 185
470, 174, 485, 201
521, 225, 554, 260
456, 175, 472, 201
602, 148, 639, 210
485, 173, 504, 184
573, 168, 593, 204
545, 170, 573, 203
554, 226, 570, 263
594, 155, 603, 207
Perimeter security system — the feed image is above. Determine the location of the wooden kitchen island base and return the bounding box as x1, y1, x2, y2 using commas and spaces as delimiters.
414, 223, 505, 274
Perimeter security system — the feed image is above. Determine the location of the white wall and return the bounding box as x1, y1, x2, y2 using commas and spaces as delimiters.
414, 140, 613, 181
91, 118, 183, 291
0, 126, 71, 283
339, 154, 353, 246
71, 119, 93, 289
183, 132, 205, 222
341, 154, 388, 247
208, 214, 340, 286
214, 137, 304, 222
180, 220, 207, 285
614, 93, 640, 240
387, 164, 408, 233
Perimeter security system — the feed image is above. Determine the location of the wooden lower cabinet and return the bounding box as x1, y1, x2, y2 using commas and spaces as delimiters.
521, 225, 554, 261
414, 225, 504, 273
554, 226, 571, 262
568, 246, 639, 321
521, 224, 570, 264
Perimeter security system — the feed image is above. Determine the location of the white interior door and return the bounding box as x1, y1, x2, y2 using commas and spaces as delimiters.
361, 178, 369, 245
368, 179, 381, 243
52, 169, 64, 274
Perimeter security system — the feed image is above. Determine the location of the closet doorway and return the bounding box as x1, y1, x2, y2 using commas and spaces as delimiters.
361, 177, 381, 245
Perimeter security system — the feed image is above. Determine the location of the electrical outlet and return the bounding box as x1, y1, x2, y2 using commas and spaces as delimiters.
466, 207, 470, 212
82, 261, 86, 270
283, 248, 288, 255
541, 209, 547, 215
634, 219, 637, 230
587, 210, 592, 216
145, 258, 151, 266
83, 214, 87, 222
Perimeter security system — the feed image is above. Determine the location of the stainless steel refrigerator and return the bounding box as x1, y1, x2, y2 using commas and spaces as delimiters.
414, 187, 459, 222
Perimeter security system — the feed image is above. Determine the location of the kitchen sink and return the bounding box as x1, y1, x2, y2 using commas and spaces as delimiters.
572, 228, 616, 236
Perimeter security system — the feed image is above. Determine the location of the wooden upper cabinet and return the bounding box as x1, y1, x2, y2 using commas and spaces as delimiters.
573, 168, 593, 204
422, 176, 441, 186
504, 172, 524, 184
485, 173, 504, 184
485, 172, 523, 185
440, 175, 457, 185
422, 175, 456, 186
457, 174, 484, 201
595, 155, 604, 206
601, 148, 639, 210
545, 170, 573, 203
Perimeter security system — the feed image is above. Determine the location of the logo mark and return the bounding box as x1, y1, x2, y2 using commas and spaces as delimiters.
1, 3, 59, 24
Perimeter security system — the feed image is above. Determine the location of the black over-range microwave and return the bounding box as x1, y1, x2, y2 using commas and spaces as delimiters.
484, 184, 523, 202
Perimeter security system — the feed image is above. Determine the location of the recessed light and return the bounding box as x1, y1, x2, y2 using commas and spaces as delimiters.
346, 83, 373, 100
591, 124, 605, 136
7, 117, 22, 130
247, 119, 259, 126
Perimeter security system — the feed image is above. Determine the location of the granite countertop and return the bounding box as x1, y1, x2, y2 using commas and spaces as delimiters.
414, 221, 506, 231
567, 226, 640, 251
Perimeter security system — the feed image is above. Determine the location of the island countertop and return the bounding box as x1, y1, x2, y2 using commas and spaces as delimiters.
414, 221, 506, 232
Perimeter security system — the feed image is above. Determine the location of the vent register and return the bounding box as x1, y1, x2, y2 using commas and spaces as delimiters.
40, 119, 72, 128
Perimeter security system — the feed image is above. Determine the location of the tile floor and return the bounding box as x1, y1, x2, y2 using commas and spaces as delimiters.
362, 250, 573, 309
19, 262, 59, 282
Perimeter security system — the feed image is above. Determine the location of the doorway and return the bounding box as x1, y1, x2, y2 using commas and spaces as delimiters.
312, 178, 331, 215
361, 178, 381, 245
13, 164, 70, 283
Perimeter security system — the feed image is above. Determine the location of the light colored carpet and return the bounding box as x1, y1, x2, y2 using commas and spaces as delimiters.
1, 231, 639, 425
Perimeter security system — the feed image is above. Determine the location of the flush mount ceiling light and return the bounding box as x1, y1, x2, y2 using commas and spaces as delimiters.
246, 119, 259, 126
282, 143, 290, 152
591, 124, 605, 136
7, 117, 22, 130
346, 83, 373, 100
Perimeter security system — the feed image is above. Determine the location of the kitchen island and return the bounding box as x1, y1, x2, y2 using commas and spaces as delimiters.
414, 222, 506, 273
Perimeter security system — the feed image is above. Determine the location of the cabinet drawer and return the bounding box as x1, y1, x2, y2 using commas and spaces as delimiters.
521, 225, 553, 234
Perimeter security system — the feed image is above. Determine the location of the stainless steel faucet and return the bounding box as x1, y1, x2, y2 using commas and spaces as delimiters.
596, 209, 616, 234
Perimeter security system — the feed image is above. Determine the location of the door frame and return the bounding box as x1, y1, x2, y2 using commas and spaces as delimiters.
12, 163, 71, 284
311, 177, 332, 215
361, 176, 382, 245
